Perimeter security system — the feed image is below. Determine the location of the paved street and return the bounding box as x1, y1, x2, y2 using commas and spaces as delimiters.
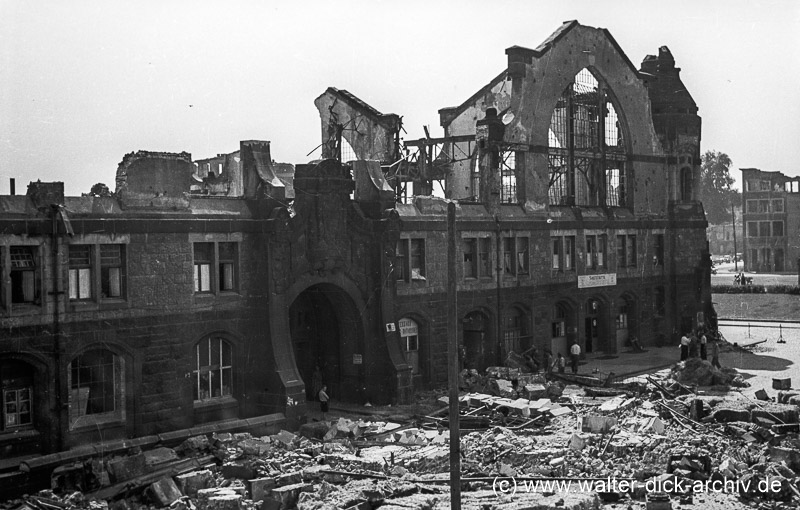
717, 320, 800, 399
712, 262, 799, 286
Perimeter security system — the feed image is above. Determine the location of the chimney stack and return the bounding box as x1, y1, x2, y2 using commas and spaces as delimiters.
10, 178, 15, 195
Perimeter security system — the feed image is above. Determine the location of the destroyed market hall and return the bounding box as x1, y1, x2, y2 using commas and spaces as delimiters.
0, 21, 712, 457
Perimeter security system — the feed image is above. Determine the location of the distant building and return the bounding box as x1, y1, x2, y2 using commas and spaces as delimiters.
741, 168, 800, 273
706, 205, 742, 257
0, 21, 711, 457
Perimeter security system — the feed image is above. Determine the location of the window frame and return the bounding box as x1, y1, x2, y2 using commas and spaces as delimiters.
192, 240, 240, 296
68, 349, 125, 430
68, 244, 94, 301
8, 245, 41, 308
193, 336, 234, 403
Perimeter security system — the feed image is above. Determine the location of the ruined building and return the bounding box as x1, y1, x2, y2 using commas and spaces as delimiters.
0, 21, 711, 457
740, 168, 800, 273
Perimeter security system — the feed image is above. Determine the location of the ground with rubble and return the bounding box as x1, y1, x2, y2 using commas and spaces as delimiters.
5, 340, 800, 510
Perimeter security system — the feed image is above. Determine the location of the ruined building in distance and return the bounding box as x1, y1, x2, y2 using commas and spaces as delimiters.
0, 21, 711, 456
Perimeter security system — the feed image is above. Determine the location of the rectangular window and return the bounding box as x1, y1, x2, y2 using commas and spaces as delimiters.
503, 237, 515, 275
746, 200, 758, 213
598, 235, 606, 267
759, 200, 769, 213
68, 245, 93, 300
479, 238, 492, 277
654, 234, 664, 266
773, 199, 784, 212
100, 244, 124, 299
772, 221, 784, 237
218, 242, 237, 291
586, 236, 596, 269
410, 239, 425, 280
463, 238, 477, 279
616, 235, 626, 267
395, 240, 408, 281
758, 222, 771, 237
3, 388, 32, 429
747, 222, 758, 238
194, 243, 214, 293
564, 236, 575, 270
10, 246, 38, 305
626, 235, 637, 267
552, 238, 562, 270
516, 237, 529, 274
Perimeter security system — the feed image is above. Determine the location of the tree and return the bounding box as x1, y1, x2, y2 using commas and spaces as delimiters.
699, 150, 740, 225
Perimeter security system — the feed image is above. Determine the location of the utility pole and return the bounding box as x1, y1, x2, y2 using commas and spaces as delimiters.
731, 203, 738, 272
447, 202, 461, 509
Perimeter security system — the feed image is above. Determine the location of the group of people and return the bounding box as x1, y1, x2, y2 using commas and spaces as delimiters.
519, 341, 582, 375
679, 329, 721, 368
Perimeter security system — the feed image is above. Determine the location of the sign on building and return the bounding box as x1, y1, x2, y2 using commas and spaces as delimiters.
577, 273, 617, 289
399, 318, 418, 337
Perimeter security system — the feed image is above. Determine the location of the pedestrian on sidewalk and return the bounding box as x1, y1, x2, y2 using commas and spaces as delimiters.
570, 341, 581, 374
318, 385, 330, 421
680, 332, 690, 361
711, 340, 721, 369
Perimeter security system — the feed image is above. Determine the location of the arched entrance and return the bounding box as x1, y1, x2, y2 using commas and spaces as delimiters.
462, 311, 493, 372
615, 294, 637, 352
289, 284, 363, 403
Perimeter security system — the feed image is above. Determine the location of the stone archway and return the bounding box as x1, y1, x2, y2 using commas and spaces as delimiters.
288, 283, 364, 403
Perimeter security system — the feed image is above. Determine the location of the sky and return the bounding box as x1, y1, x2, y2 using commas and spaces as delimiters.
1, 0, 799, 196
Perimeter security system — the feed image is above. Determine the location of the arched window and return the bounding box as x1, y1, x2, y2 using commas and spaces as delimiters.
194, 337, 233, 401
548, 68, 627, 206
68, 349, 125, 428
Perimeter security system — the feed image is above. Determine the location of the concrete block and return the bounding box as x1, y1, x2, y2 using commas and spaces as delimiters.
175, 470, 214, 497
754, 388, 770, 401
146, 477, 183, 507
221, 461, 256, 480
107, 453, 147, 483
773, 378, 791, 390
247, 477, 276, 502
581, 415, 617, 433
144, 447, 178, 466
711, 407, 750, 423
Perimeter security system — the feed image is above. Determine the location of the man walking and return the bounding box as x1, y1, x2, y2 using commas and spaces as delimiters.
680, 332, 690, 361
570, 341, 581, 374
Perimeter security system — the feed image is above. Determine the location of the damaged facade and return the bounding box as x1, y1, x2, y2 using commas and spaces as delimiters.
740, 168, 800, 273
0, 21, 711, 458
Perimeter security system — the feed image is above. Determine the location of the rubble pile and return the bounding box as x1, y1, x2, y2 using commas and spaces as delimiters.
5, 361, 800, 509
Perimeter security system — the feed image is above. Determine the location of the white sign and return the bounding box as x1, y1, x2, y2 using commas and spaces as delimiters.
353, 354, 363, 365
577, 273, 617, 289
385, 323, 396, 332
399, 318, 418, 338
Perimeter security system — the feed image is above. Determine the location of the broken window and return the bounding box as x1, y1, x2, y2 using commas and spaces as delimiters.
194, 243, 213, 293
503, 237, 515, 275
479, 238, 492, 278
552, 303, 567, 339
471, 155, 481, 200
10, 246, 39, 306
503, 307, 524, 355
516, 237, 529, 275
772, 221, 784, 237
463, 238, 477, 279
548, 68, 627, 207
194, 241, 239, 295
68, 349, 125, 428
219, 242, 237, 292
395, 240, 408, 281
194, 337, 232, 402
500, 151, 517, 204
654, 234, 664, 266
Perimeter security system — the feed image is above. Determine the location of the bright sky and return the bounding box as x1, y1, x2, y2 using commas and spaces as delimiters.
1, 0, 798, 196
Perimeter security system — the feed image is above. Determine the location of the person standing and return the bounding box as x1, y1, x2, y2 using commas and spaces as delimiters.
570, 341, 581, 374
545, 351, 554, 374
680, 333, 690, 361
711, 340, 721, 369
699, 332, 708, 361
318, 385, 330, 421
554, 353, 566, 373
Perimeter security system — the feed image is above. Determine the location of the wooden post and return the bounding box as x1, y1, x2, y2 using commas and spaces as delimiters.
447, 202, 461, 509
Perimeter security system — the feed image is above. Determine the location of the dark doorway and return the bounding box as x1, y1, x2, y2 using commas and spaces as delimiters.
289, 284, 362, 403
585, 298, 602, 353
775, 249, 784, 272
462, 311, 492, 372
